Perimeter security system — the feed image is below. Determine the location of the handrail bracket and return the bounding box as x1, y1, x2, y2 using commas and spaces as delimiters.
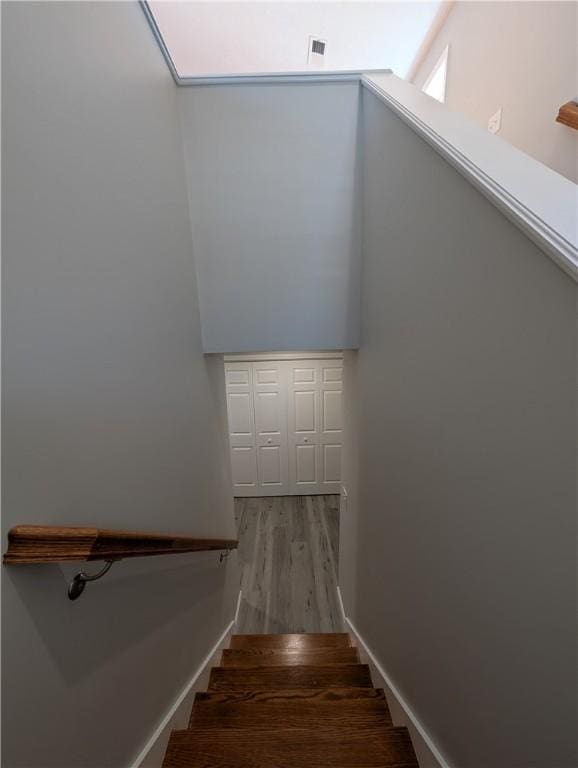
68, 560, 116, 601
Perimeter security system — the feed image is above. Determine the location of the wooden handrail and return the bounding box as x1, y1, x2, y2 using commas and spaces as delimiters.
3, 525, 238, 564
556, 101, 578, 130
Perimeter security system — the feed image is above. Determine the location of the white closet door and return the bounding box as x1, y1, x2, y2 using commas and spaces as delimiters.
287, 360, 342, 495
319, 361, 343, 491
252, 361, 289, 495
226, 357, 342, 497
287, 361, 319, 493
225, 362, 258, 496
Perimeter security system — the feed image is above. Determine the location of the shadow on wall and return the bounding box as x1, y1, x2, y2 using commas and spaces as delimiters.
5, 553, 230, 685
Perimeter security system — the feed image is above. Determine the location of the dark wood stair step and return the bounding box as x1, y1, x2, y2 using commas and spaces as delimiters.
209, 664, 373, 691
190, 688, 392, 728
221, 647, 359, 667
163, 725, 418, 767
230, 633, 351, 650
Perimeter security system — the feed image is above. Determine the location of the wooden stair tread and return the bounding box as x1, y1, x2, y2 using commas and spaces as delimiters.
209, 664, 373, 691
221, 647, 359, 667
163, 725, 418, 767
230, 633, 351, 650
163, 633, 419, 768
190, 688, 392, 728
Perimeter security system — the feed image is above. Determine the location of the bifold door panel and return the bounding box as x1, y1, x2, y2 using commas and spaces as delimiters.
253, 362, 289, 494
288, 365, 319, 493
225, 363, 258, 493
225, 359, 342, 497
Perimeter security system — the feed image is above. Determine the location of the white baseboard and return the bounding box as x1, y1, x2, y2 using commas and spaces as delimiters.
336, 587, 451, 768
130, 590, 242, 768
234, 588, 243, 625
336, 583, 346, 626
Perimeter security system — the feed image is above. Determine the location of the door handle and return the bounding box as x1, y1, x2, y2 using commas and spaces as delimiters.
303, 438, 309, 443
267, 438, 272, 444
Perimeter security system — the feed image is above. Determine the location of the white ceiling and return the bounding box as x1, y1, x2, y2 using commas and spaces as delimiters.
148, 1, 446, 78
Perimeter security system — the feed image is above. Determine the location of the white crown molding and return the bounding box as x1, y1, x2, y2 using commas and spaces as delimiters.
361, 74, 578, 283
175, 71, 389, 86
140, 0, 180, 84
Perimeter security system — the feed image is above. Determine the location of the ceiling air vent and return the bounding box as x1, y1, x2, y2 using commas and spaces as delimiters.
308, 37, 327, 65
311, 39, 326, 56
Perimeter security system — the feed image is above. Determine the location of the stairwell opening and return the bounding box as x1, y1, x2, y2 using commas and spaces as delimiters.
221, 351, 346, 635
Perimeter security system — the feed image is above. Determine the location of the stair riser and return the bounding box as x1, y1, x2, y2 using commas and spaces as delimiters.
221, 647, 359, 667
163, 726, 418, 768
190, 700, 392, 728
209, 664, 373, 691
230, 633, 351, 650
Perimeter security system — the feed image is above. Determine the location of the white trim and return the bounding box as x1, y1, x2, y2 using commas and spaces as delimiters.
336, 585, 346, 624
234, 589, 243, 626
337, 588, 451, 768
361, 74, 578, 283
346, 616, 452, 768
224, 351, 344, 363
140, 0, 180, 84
130, 591, 242, 768
177, 70, 390, 87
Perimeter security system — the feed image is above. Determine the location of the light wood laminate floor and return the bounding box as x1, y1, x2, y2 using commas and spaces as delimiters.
234, 495, 343, 635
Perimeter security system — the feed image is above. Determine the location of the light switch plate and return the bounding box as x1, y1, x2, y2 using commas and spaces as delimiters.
488, 107, 502, 134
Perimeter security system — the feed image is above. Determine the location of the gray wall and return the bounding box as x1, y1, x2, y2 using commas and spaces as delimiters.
2, 3, 237, 767
178, 83, 361, 353
339, 88, 577, 767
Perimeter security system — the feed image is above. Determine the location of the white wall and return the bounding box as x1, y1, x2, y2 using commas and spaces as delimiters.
150, 1, 444, 77
179, 82, 362, 353
2, 3, 237, 766
339, 87, 577, 767
413, 1, 578, 183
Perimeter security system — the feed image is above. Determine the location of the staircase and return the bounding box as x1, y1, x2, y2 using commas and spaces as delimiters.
163, 633, 419, 767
